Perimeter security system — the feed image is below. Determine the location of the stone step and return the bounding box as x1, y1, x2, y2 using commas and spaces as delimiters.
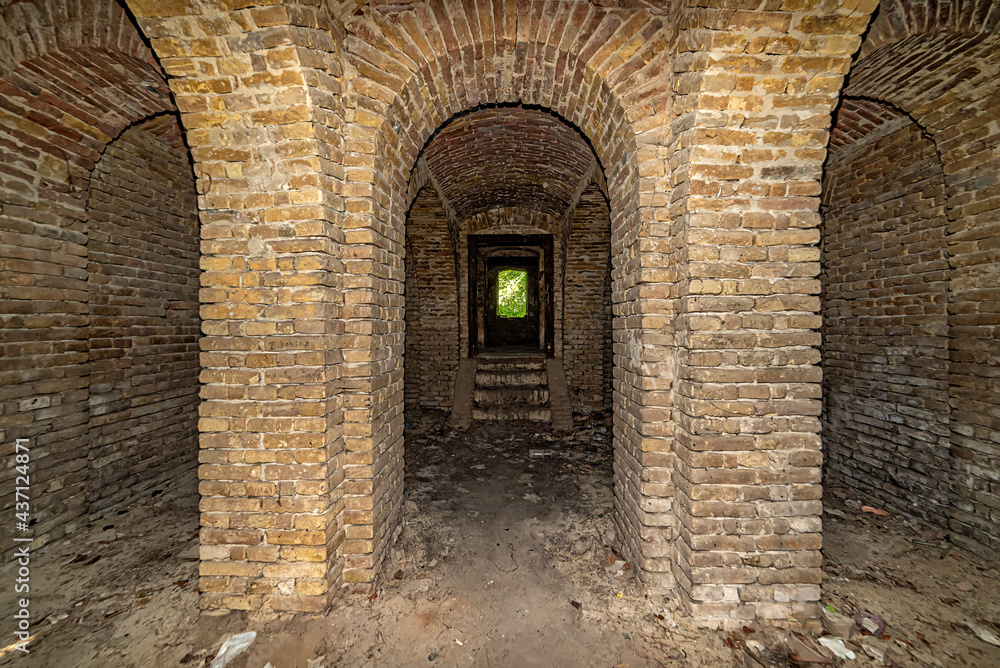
475, 369, 547, 387
472, 405, 551, 421
475, 354, 546, 371
474, 387, 549, 407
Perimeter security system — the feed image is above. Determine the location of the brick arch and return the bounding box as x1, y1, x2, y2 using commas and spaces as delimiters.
339, 0, 673, 589
341, 0, 673, 213
0, 45, 172, 197
821, 102, 952, 531
846, 0, 1000, 126
84, 111, 200, 520
841, 1, 1000, 274
823, 0, 1000, 558
0, 0, 184, 559
857, 0, 1000, 61
463, 207, 561, 235
119, 0, 882, 621
419, 105, 598, 221
0, 0, 159, 77
828, 97, 909, 155
827, 96, 943, 168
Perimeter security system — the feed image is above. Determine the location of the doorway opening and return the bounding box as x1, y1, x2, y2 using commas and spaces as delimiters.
469, 234, 554, 357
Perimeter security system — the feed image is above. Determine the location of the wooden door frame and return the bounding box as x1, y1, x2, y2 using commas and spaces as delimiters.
468, 234, 554, 358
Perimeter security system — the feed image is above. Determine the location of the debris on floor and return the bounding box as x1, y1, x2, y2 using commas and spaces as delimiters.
209, 632, 256, 668
1, 409, 998, 667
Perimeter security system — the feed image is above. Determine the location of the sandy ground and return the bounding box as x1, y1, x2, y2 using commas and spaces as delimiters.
2, 408, 999, 667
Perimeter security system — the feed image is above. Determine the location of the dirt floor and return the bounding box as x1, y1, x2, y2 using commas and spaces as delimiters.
2, 408, 999, 667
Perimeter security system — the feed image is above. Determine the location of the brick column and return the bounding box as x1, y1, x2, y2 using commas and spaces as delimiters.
129, 0, 347, 612
668, 4, 874, 627
338, 107, 406, 589
611, 122, 679, 594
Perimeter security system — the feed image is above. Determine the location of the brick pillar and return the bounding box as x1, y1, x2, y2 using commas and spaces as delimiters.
611, 123, 679, 594
338, 109, 406, 590
668, 4, 874, 628
129, 0, 347, 612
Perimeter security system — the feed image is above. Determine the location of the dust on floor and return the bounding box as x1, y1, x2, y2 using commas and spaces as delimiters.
1, 408, 998, 667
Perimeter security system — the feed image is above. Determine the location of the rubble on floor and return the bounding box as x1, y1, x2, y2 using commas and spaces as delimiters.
2, 409, 998, 667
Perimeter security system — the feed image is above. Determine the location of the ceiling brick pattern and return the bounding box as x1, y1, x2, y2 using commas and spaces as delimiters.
421, 106, 595, 221
828, 97, 908, 156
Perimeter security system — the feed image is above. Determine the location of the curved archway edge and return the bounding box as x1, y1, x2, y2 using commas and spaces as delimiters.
336, 4, 675, 609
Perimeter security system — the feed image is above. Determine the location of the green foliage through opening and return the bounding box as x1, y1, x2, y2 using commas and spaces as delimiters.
497, 269, 527, 318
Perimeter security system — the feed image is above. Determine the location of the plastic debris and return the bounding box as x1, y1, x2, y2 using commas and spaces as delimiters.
968, 622, 1000, 646
209, 632, 256, 668
818, 636, 856, 660
861, 642, 886, 663
861, 505, 888, 516
528, 449, 553, 458
856, 611, 885, 635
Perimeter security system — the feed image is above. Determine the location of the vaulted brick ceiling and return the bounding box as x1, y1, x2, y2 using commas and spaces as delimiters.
828, 98, 909, 154
858, 0, 1000, 60
846, 0, 1000, 110
420, 106, 596, 221
0, 0, 173, 186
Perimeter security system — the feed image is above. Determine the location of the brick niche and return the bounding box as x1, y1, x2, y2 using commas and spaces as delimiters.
822, 0, 1000, 557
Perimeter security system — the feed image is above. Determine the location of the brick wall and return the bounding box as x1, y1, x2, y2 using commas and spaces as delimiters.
129, 0, 349, 612
564, 184, 612, 411
335, 0, 678, 604
86, 116, 200, 517
830, 1, 1000, 556
421, 107, 596, 221
822, 117, 951, 526
404, 185, 459, 409
403, 234, 421, 409
0, 0, 174, 554
330, 0, 876, 628
666, 5, 873, 627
